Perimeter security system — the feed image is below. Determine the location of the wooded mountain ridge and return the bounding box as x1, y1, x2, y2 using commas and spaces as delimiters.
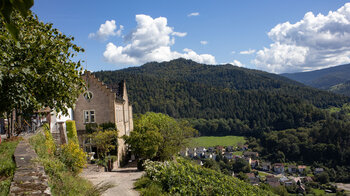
282, 63, 350, 96
94, 58, 349, 135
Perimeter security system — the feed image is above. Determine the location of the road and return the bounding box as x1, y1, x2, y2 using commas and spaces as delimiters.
81, 164, 144, 196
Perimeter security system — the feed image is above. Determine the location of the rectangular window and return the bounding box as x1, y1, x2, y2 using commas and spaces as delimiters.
116, 108, 123, 122
83, 110, 95, 123
84, 111, 89, 123
125, 109, 129, 122
90, 111, 95, 123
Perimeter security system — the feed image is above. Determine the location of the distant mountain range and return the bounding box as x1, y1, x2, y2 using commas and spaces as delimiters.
282, 64, 350, 96
94, 58, 349, 136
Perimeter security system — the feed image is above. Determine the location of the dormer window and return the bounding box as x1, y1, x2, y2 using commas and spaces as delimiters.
83, 91, 93, 101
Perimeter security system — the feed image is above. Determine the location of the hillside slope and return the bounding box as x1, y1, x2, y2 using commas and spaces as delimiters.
282, 63, 350, 95
94, 59, 350, 135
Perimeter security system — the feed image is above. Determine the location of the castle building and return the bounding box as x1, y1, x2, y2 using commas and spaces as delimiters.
73, 71, 133, 167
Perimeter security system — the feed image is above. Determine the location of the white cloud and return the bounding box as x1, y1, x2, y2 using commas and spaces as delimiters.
254, 3, 350, 73
172, 32, 187, 37
222, 59, 244, 67
240, 49, 256, 55
89, 20, 123, 40
200, 41, 208, 45
231, 51, 236, 54
188, 12, 199, 17
103, 14, 216, 67
231, 59, 244, 67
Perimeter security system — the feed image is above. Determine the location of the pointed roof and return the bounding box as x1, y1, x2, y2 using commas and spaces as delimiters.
83, 70, 126, 103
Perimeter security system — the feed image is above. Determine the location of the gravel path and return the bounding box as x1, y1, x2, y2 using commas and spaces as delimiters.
81, 164, 144, 196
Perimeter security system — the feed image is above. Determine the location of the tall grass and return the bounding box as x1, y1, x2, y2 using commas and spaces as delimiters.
0, 137, 20, 196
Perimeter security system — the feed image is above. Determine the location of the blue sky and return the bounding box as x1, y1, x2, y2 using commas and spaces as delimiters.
32, 0, 350, 73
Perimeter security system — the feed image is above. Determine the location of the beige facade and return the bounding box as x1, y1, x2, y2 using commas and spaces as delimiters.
73, 71, 133, 167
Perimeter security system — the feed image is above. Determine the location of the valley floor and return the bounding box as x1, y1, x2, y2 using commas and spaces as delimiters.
81, 163, 144, 196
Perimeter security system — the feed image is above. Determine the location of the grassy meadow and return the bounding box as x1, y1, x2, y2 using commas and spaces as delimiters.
187, 136, 246, 148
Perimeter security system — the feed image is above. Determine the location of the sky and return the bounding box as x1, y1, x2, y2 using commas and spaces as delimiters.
32, 0, 350, 74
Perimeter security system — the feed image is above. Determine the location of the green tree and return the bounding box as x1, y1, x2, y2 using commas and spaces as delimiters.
232, 158, 251, 173
89, 130, 119, 160
124, 112, 197, 161
315, 172, 330, 184
0, 11, 85, 136
0, 0, 33, 40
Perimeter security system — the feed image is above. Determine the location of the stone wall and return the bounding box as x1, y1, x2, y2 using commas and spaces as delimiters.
10, 140, 51, 195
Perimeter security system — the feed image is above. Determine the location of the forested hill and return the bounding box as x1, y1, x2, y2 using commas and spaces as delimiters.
282, 63, 350, 96
94, 58, 350, 135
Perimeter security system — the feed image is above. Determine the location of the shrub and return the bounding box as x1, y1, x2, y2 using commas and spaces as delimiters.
141, 158, 274, 195
134, 176, 165, 196
60, 141, 87, 174
43, 124, 56, 155
89, 130, 118, 159
99, 122, 116, 131
85, 123, 98, 134
66, 120, 79, 144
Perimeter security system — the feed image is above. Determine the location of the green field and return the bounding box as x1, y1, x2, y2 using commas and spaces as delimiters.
187, 136, 246, 148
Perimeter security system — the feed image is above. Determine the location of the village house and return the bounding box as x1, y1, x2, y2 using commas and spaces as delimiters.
188, 148, 197, 158
298, 165, 307, 173
226, 146, 234, 152
73, 71, 133, 168
243, 151, 259, 159
207, 147, 215, 152
288, 165, 298, 173
261, 162, 271, 171
179, 148, 189, 157
216, 146, 225, 153
204, 152, 212, 159
211, 153, 217, 160
266, 175, 280, 187
246, 173, 259, 185
273, 163, 285, 174
241, 144, 249, 151
314, 168, 324, 174
196, 147, 206, 154
224, 152, 234, 160
250, 159, 259, 168
244, 157, 252, 165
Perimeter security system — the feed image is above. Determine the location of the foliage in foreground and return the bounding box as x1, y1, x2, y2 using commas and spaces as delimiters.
0, 138, 20, 196
136, 158, 274, 196
29, 130, 102, 195
0, 10, 85, 117
124, 112, 197, 162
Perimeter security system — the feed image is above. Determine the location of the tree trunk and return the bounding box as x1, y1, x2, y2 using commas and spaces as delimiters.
6, 113, 10, 138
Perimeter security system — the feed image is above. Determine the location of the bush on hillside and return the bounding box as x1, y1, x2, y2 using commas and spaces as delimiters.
139, 158, 274, 195
60, 141, 87, 174
66, 120, 79, 144
43, 124, 56, 155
